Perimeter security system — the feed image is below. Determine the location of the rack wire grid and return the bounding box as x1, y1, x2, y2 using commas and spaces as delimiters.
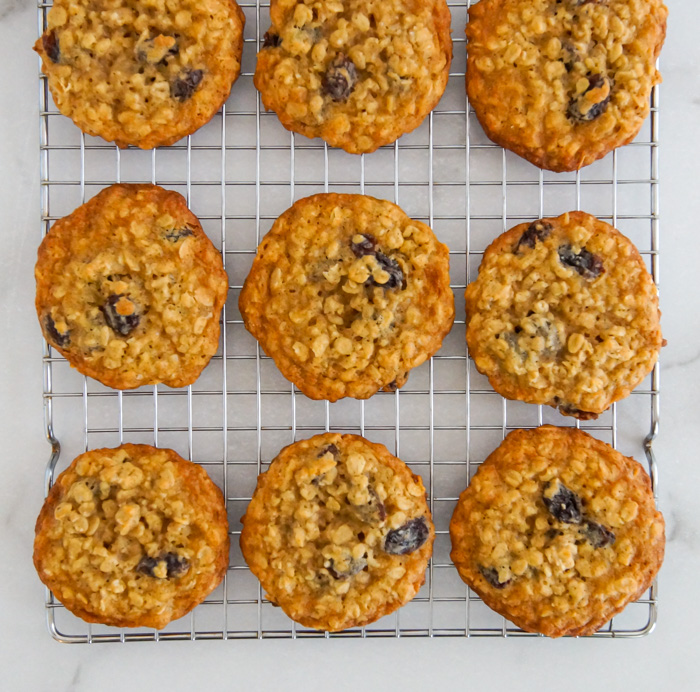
38, 0, 661, 642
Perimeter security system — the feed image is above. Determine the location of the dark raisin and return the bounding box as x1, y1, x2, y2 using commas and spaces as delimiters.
102, 294, 141, 336
560, 41, 580, 72
136, 552, 190, 578
352, 485, 386, 524
557, 244, 605, 279
543, 482, 583, 524
44, 315, 70, 348
384, 380, 398, 392
164, 227, 194, 242
171, 68, 204, 102
349, 233, 404, 289
536, 319, 562, 358
43, 30, 61, 64
370, 487, 387, 522
504, 319, 560, 359
503, 331, 524, 358
263, 31, 281, 48
322, 54, 357, 101
318, 443, 339, 459
164, 552, 190, 577
137, 37, 179, 64
583, 521, 615, 548
351, 233, 377, 257
327, 557, 367, 580
353, 486, 387, 524
384, 517, 430, 555
515, 220, 552, 252
479, 566, 511, 589
313, 444, 340, 485
135, 556, 158, 577
567, 74, 611, 122
371, 252, 405, 290
558, 402, 599, 420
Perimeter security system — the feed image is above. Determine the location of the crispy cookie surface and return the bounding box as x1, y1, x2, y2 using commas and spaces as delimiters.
449, 426, 665, 637
239, 193, 454, 401
466, 0, 668, 171
35, 184, 228, 390
240, 433, 434, 631
34, 444, 230, 629
255, 0, 452, 153
34, 0, 244, 148
465, 211, 662, 419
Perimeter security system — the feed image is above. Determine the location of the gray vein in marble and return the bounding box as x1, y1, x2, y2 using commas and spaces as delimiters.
0, 0, 25, 21
664, 347, 700, 371
67, 664, 82, 692
666, 504, 697, 549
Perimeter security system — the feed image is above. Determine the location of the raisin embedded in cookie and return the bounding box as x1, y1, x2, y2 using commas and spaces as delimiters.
465, 211, 662, 419
34, 0, 245, 148
240, 433, 434, 631
255, 0, 453, 154
35, 184, 228, 390
449, 426, 665, 637
239, 193, 455, 401
33, 444, 230, 629
466, 0, 668, 171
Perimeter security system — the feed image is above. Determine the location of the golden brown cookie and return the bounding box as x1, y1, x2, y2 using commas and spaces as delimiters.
35, 0, 245, 148
449, 426, 665, 637
465, 211, 662, 419
35, 184, 228, 390
466, 0, 668, 171
239, 193, 454, 401
255, 0, 453, 153
34, 444, 230, 629
240, 433, 434, 631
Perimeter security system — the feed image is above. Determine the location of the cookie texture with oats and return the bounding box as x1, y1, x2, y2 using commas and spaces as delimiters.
254, 0, 453, 154
449, 426, 665, 637
34, 444, 230, 629
239, 193, 454, 401
465, 0, 668, 171
240, 433, 434, 631
34, 0, 244, 148
35, 184, 228, 390
465, 211, 662, 419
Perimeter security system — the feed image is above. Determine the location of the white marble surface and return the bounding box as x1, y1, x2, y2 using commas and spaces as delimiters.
2, 2, 700, 690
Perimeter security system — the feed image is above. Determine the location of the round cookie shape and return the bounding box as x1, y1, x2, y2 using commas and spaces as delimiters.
240, 433, 434, 631
255, 0, 453, 154
34, 0, 245, 149
35, 184, 228, 390
465, 0, 668, 171
33, 444, 230, 629
465, 211, 662, 419
239, 193, 454, 401
449, 426, 665, 637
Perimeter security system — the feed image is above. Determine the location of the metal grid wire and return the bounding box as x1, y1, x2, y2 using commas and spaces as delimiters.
38, 1, 661, 641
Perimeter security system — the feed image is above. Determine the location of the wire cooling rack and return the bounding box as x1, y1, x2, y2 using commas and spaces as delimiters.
37, 1, 661, 641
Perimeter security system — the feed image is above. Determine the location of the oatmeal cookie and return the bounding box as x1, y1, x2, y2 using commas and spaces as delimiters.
240, 433, 434, 631
465, 0, 668, 171
34, 0, 245, 149
465, 211, 662, 419
36, 184, 228, 390
255, 0, 452, 154
449, 426, 665, 637
239, 193, 454, 401
34, 444, 230, 629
